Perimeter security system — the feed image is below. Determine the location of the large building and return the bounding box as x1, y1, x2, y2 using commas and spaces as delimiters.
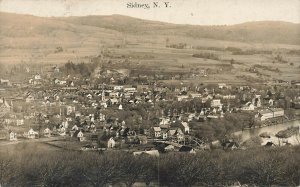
258, 108, 284, 121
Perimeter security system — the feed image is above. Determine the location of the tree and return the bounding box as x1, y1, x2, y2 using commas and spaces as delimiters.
119, 154, 146, 187
81, 153, 121, 187
0, 156, 19, 187
159, 153, 220, 187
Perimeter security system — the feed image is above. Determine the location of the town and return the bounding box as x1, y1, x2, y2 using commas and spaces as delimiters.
0, 56, 299, 154
0, 8, 300, 187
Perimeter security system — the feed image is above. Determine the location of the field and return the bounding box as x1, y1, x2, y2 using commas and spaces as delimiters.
1, 12, 300, 84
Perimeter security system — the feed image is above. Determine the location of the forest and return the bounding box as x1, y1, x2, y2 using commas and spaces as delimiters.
0, 143, 299, 187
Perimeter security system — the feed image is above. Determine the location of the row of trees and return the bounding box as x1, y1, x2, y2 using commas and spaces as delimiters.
0, 143, 299, 187
64, 61, 96, 77
192, 53, 219, 60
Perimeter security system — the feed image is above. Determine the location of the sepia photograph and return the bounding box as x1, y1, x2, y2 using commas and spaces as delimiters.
0, 0, 300, 186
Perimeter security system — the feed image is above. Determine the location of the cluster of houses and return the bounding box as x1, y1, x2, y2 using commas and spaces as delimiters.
0, 64, 299, 152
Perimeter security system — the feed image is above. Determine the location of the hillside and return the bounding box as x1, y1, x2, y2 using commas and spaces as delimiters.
0, 12, 124, 64
58, 14, 300, 45
0, 12, 299, 65
0, 12, 299, 46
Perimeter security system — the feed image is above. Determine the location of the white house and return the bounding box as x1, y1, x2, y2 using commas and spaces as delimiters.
258, 108, 284, 121
133, 150, 159, 157
211, 99, 222, 108
77, 131, 86, 142
62, 121, 69, 128
153, 127, 161, 138
86, 94, 93, 99
34, 74, 41, 80
25, 95, 34, 103
107, 137, 116, 148
113, 85, 124, 91
67, 106, 76, 115
9, 131, 17, 141
181, 122, 190, 134
71, 125, 79, 131
27, 128, 38, 139
44, 128, 51, 137
241, 102, 255, 111
59, 127, 66, 136
16, 119, 24, 126
118, 104, 123, 110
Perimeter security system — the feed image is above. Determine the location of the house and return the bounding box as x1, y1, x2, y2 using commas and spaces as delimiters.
99, 113, 106, 122
69, 81, 75, 87
76, 131, 86, 142
133, 150, 159, 157
241, 102, 255, 111
211, 99, 222, 108
190, 93, 202, 99
167, 128, 184, 141
54, 66, 60, 73
16, 119, 24, 126
59, 80, 67, 85
218, 83, 227, 89
67, 106, 76, 115
137, 135, 148, 144
124, 87, 137, 93
113, 85, 124, 91
90, 123, 96, 133
257, 108, 284, 121
59, 127, 66, 136
9, 131, 17, 141
159, 117, 170, 125
161, 129, 168, 140
71, 125, 79, 131
25, 94, 34, 103
44, 128, 51, 137
53, 78, 60, 84
86, 94, 93, 99
164, 144, 175, 152
137, 85, 149, 92
181, 122, 190, 134
118, 104, 123, 110
107, 137, 116, 148
167, 129, 177, 137
177, 95, 189, 101
61, 121, 69, 128
27, 128, 38, 139
153, 127, 161, 138
34, 74, 41, 80
0, 79, 10, 85
222, 95, 236, 100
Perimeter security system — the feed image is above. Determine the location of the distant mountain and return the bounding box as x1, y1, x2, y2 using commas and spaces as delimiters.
59, 14, 300, 45
0, 12, 299, 45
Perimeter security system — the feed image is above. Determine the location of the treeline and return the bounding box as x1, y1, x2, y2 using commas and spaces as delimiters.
191, 112, 254, 142
63, 61, 96, 77
1, 144, 299, 187
288, 49, 300, 55
191, 46, 273, 56
166, 43, 187, 49
252, 64, 280, 73
232, 49, 272, 55
192, 53, 219, 60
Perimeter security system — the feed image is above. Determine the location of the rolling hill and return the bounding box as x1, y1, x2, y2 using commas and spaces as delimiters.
0, 12, 299, 65
0, 12, 300, 45
58, 14, 300, 45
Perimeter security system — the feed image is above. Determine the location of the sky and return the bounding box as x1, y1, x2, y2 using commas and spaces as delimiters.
0, 0, 299, 25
